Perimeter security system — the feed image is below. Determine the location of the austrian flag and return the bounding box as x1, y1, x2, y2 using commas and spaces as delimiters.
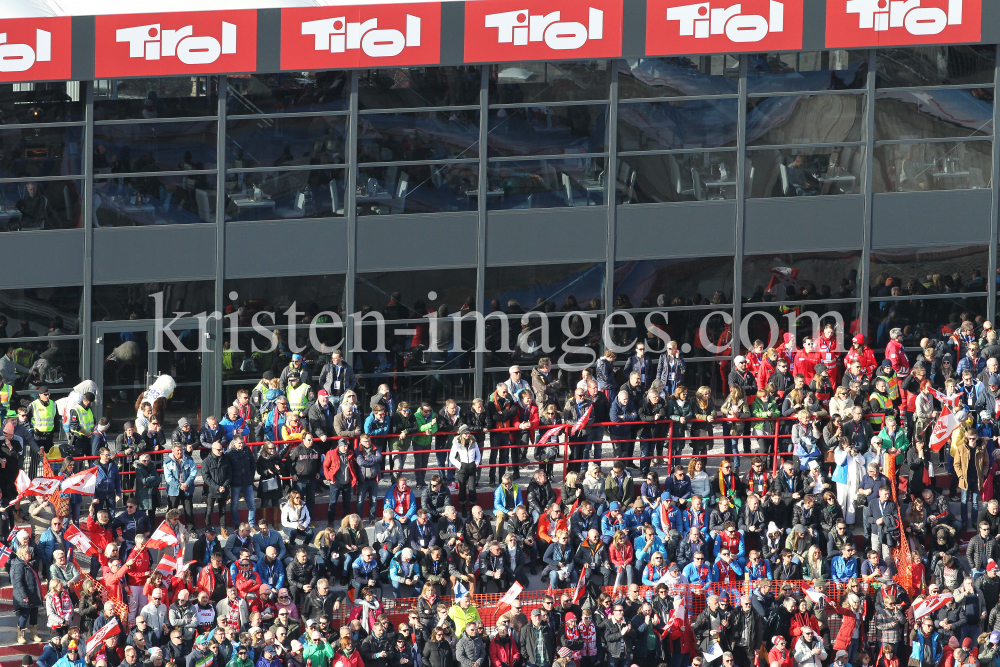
61, 466, 98, 495
146, 521, 179, 550
23, 477, 61, 497
85, 619, 121, 655
65, 523, 99, 557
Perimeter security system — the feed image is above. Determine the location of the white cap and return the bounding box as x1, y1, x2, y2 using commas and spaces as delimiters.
734, 355, 746, 364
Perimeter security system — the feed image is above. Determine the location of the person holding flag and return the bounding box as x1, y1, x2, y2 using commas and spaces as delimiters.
0, 420, 26, 530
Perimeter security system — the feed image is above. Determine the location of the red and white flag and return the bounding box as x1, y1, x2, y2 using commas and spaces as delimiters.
23, 477, 61, 497
572, 564, 588, 604
495, 581, 523, 617
61, 466, 98, 495
914, 593, 953, 619
147, 521, 179, 550
65, 523, 99, 557
14, 470, 30, 495
537, 425, 566, 445
660, 601, 686, 639
765, 267, 800, 296
570, 405, 592, 436
929, 406, 963, 452
156, 554, 193, 576
85, 618, 121, 655
801, 583, 827, 605
932, 389, 961, 410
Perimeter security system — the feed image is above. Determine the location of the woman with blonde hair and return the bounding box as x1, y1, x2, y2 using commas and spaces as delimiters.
582, 463, 607, 516
561, 470, 585, 516
688, 457, 712, 503
608, 529, 634, 585
829, 385, 855, 420
280, 412, 305, 442
280, 489, 312, 547
693, 386, 717, 457
334, 513, 369, 584
45, 578, 73, 635
667, 385, 696, 456
803, 544, 828, 580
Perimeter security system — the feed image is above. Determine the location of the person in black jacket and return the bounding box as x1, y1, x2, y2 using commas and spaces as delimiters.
527, 470, 557, 523
519, 609, 557, 667
227, 436, 258, 533
286, 548, 318, 603
461, 399, 490, 484
729, 357, 759, 398
487, 384, 518, 485
11, 545, 42, 644
774, 460, 803, 508
637, 390, 668, 477
586, 379, 611, 461
361, 621, 396, 667
602, 603, 636, 667
202, 441, 232, 537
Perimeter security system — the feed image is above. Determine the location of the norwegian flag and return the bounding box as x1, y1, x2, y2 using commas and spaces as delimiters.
147, 521, 179, 550
85, 618, 121, 655
0, 530, 16, 568
537, 425, 566, 445
61, 466, 98, 495
930, 405, 963, 452
572, 564, 588, 604
65, 523, 99, 557
765, 267, 800, 297
495, 581, 523, 618
914, 593, 953, 619
14, 470, 30, 495
570, 405, 592, 436
23, 477, 61, 497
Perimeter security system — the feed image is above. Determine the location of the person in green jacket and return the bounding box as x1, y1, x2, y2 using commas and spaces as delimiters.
302, 630, 336, 667
228, 645, 253, 667
412, 403, 438, 488
751, 386, 781, 452
878, 415, 910, 468
448, 595, 482, 638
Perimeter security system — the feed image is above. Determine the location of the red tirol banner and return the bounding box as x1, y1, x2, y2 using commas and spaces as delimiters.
0, 17, 72, 83
281, 3, 441, 70
464, 0, 623, 63
647, 0, 803, 55
94, 10, 257, 77
826, 0, 980, 48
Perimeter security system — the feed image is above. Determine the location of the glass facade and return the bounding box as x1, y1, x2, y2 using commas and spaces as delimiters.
5, 46, 1000, 415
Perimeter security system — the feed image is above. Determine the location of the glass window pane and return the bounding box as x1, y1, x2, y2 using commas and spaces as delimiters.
868, 296, 987, 349
486, 158, 606, 210
353, 372, 476, 413
614, 258, 734, 307
0, 180, 81, 231
482, 314, 605, 372
741, 303, 860, 349
608, 310, 734, 360
488, 105, 608, 156
874, 89, 993, 141
356, 321, 476, 372
93, 77, 218, 120
220, 329, 343, 381
618, 152, 738, 203
484, 263, 605, 313
357, 110, 480, 162
876, 46, 996, 88
224, 169, 346, 222
618, 56, 739, 99
0, 339, 83, 392
747, 94, 866, 146
0, 126, 83, 178
489, 61, 610, 104
227, 72, 349, 115
0, 82, 83, 123
0, 286, 82, 336
93, 121, 218, 175
746, 146, 865, 197
869, 245, 989, 296
94, 175, 213, 226
872, 141, 991, 192
92, 281, 215, 321
226, 116, 347, 169
743, 252, 861, 301
354, 268, 478, 321
618, 99, 738, 151
356, 163, 478, 215
747, 51, 868, 93
224, 275, 346, 321
358, 66, 481, 110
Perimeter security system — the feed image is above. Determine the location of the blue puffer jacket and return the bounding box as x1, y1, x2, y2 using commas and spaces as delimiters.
164, 453, 197, 496
95, 460, 121, 495
910, 630, 942, 667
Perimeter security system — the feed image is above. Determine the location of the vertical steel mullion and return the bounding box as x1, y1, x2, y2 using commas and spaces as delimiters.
603, 62, 619, 350
988, 55, 1000, 324
82, 81, 94, 403
733, 55, 748, 354
344, 70, 360, 363
212, 76, 228, 414
859, 49, 877, 337
474, 66, 488, 399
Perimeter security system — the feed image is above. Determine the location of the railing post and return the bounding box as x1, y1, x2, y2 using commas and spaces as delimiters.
667, 421, 674, 473
562, 431, 569, 482
772, 420, 780, 474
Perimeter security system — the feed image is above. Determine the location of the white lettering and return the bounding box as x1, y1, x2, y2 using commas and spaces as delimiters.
666, 1, 783, 42
117, 21, 238, 65
0, 29, 52, 73
484, 7, 604, 48
846, 0, 960, 35
302, 15, 421, 57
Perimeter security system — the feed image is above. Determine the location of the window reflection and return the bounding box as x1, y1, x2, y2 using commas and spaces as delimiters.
0, 126, 83, 178
0, 82, 83, 123
354, 268, 478, 321
747, 146, 864, 197
94, 176, 210, 226
93, 77, 218, 120
489, 61, 609, 104
226, 116, 347, 168
870, 245, 989, 296
92, 281, 215, 321
868, 297, 987, 348
747, 94, 865, 146
484, 263, 605, 313
614, 258, 734, 307
224, 275, 346, 320
872, 141, 991, 192
93, 121, 217, 175
876, 45, 996, 88
874, 89, 993, 141
488, 105, 608, 156
747, 51, 868, 93
224, 169, 346, 221
618, 152, 738, 203
0, 286, 82, 336
0, 180, 81, 231
357, 110, 480, 162
358, 67, 481, 110
227, 72, 349, 115
743, 252, 861, 301
356, 164, 478, 215
618, 57, 739, 99
618, 99, 737, 151
486, 158, 606, 209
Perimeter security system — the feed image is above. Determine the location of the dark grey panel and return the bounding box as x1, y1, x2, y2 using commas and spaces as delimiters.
802, 0, 826, 51
872, 190, 992, 248
615, 201, 735, 259
357, 212, 477, 271
745, 195, 864, 253
487, 207, 607, 266
258, 8, 281, 73
2, 230, 84, 288
441, 2, 466, 66
71, 15, 95, 81
984, 1, 1000, 44
93, 226, 217, 284
226, 219, 348, 278
622, 0, 647, 58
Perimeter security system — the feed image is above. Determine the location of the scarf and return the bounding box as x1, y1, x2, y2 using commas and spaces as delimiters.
53, 589, 72, 622
579, 621, 597, 656
748, 471, 768, 494
393, 487, 411, 515
226, 599, 242, 630
356, 598, 380, 632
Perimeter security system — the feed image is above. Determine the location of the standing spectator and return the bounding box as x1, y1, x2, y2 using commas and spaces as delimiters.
519, 608, 556, 667
254, 439, 282, 528
203, 439, 232, 538
164, 443, 196, 532
449, 425, 481, 518
354, 434, 382, 521
323, 439, 357, 522
318, 351, 356, 413
288, 433, 323, 517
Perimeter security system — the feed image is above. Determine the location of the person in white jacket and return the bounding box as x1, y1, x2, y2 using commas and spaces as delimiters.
793, 625, 827, 667
45, 579, 73, 632
281, 489, 313, 548
449, 425, 482, 518
140, 588, 169, 640
833, 438, 867, 525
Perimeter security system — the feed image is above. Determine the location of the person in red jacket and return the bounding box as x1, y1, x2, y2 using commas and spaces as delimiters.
234, 554, 262, 597
124, 533, 151, 627
755, 348, 779, 391
85, 502, 114, 578
103, 554, 134, 608
829, 595, 864, 664
197, 551, 232, 601
845, 335, 878, 382
489, 616, 521, 667
794, 338, 822, 385
816, 323, 842, 386
776, 332, 797, 368
322, 439, 359, 520
885, 328, 911, 380
769, 635, 795, 667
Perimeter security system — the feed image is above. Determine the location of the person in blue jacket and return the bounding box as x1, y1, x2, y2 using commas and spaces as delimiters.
388, 547, 423, 598
364, 409, 391, 437
351, 546, 381, 599
94, 447, 122, 513
744, 550, 772, 582
830, 542, 861, 580
384, 475, 417, 524
634, 524, 667, 571
683, 495, 710, 539
220, 404, 251, 442
601, 502, 627, 542
492, 474, 523, 530
623, 498, 651, 539
641, 550, 670, 586
38, 516, 72, 577
255, 545, 286, 590
251, 519, 287, 561
682, 552, 716, 589
910, 618, 942, 667
53, 640, 85, 667
664, 466, 692, 504
609, 390, 638, 461
651, 495, 683, 541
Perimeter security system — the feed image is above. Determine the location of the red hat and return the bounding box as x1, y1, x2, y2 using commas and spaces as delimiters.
963, 638, 974, 650
853, 335, 864, 346
317, 389, 329, 397
988, 560, 998, 573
